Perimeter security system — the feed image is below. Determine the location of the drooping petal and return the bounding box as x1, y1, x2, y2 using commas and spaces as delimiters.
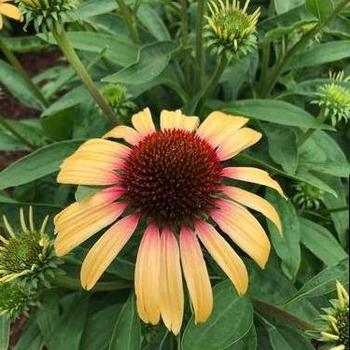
160, 110, 199, 132
195, 221, 248, 295
58, 139, 130, 186
180, 227, 213, 323
54, 188, 126, 256
222, 186, 282, 232
103, 125, 141, 146
0, 3, 22, 20
196, 111, 248, 148
216, 128, 262, 161
135, 223, 161, 325
211, 199, 271, 268
159, 227, 184, 335
222, 167, 285, 197
80, 214, 140, 290
131, 108, 156, 135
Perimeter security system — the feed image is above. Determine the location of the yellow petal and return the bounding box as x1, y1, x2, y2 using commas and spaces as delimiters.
196, 111, 248, 148
216, 128, 262, 161
211, 199, 271, 268
80, 214, 140, 290
0, 14, 3, 29
103, 125, 141, 146
160, 110, 199, 132
0, 3, 22, 20
131, 108, 156, 135
195, 220, 248, 295
180, 226, 213, 323
159, 227, 184, 335
222, 186, 282, 232
135, 223, 161, 325
222, 167, 285, 197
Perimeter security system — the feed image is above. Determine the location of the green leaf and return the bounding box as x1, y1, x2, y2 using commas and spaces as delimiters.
288, 259, 349, 303
1, 35, 47, 53
266, 190, 301, 280
305, 0, 333, 21
41, 109, 75, 141
108, 294, 141, 350
274, 0, 304, 14
75, 0, 116, 18
137, 5, 171, 41
0, 315, 10, 350
75, 185, 101, 201
0, 140, 83, 190
208, 99, 333, 129
182, 280, 254, 350
16, 316, 43, 350
103, 41, 178, 85
299, 218, 348, 266
0, 130, 29, 151
286, 41, 350, 70
0, 59, 43, 110
262, 124, 298, 174
49, 294, 88, 350
81, 304, 121, 350
226, 325, 257, 350
298, 161, 350, 177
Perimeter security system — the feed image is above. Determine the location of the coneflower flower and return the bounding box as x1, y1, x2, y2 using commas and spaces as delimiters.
0, 0, 22, 29
54, 108, 283, 334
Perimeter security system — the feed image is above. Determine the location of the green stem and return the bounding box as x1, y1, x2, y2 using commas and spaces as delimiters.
297, 106, 327, 148
262, 0, 350, 97
0, 115, 36, 150
115, 0, 140, 43
196, 54, 228, 113
0, 36, 48, 108
50, 274, 132, 292
180, 0, 190, 91
52, 29, 119, 125
321, 206, 349, 214
252, 298, 315, 331
195, 0, 206, 91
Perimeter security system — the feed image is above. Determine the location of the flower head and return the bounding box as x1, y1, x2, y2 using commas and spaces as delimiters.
292, 182, 324, 210
0, 0, 22, 30
313, 71, 350, 126
19, 0, 77, 32
205, 0, 260, 59
0, 282, 37, 318
317, 281, 349, 350
100, 84, 136, 121
55, 108, 283, 334
0, 207, 58, 286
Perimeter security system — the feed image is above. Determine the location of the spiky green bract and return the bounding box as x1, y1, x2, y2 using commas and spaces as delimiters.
0, 207, 62, 288
100, 84, 136, 121
308, 281, 349, 350
312, 71, 350, 127
205, 0, 260, 60
18, 0, 78, 33
0, 282, 38, 319
292, 182, 324, 210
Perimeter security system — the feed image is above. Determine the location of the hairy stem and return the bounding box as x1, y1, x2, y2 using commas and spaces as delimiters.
262, 0, 350, 97
0, 36, 48, 108
115, 0, 140, 43
52, 29, 119, 125
195, 0, 206, 91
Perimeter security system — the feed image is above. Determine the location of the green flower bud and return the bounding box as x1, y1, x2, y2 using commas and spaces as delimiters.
292, 182, 324, 210
313, 71, 350, 127
0, 282, 37, 318
0, 207, 61, 287
205, 0, 260, 60
18, 0, 78, 32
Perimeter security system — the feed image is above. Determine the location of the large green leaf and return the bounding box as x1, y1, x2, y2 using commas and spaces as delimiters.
16, 316, 43, 350
108, 294, 141, 350
287, 259, 349, 303
305, 0, 333, 21
299, 218, 348, 266
286, 41, 350, 70
103, 41, 178, 85
0, 316, 10, 350
0, 60, 43, 110
0, 140, 83, 190
227, 325, 257, 350
208, 99, 333, 129
1, 35, 47, 53
274, 0, 304, 14
182, 280, 254, 350
266, 190, 301, 280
